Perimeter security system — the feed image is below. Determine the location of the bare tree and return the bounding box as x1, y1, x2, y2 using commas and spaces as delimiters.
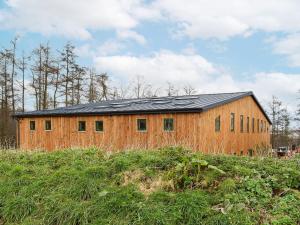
97, 73, 109, 101
73, 65, 86, 105
296, 90, 300, 124
51, 62, 61, 108
87, 68, 98, 103
110, 83, 131, 100
19, 51, 29, 112
166, 82, 179, 96
60, 42, 77, 106
268, 96, 291, 148
133, 75, 152, 98
0, 50, 10, 110
10, 37, 18, 113
183, 84, 197, 95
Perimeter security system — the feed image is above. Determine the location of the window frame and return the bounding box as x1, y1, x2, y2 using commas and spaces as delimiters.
230, 113, 235, 132
252, 117, 255, 133
163, 118, 174, 132
137, 118, 147, 132
45, 120, 52, 131
29, 120, 36, 131
95, 120, 104, 132
78, 121, 86, 132
215, 115, 221, 132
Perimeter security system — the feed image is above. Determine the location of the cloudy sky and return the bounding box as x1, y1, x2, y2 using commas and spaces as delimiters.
0, 0, 300, 117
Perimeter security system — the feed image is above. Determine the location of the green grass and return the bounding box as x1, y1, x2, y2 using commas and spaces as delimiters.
0, 147, 299, 225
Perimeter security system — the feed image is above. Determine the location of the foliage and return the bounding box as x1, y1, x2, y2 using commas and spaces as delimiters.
0, 147, 299, 225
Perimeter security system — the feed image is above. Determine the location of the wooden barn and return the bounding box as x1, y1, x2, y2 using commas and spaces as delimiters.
14, 91, 271, 155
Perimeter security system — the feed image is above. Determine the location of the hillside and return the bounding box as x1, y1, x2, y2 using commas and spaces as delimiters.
0, 148, 299, 225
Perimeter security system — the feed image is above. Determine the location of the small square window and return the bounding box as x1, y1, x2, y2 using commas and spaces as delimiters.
30, 121, 35, 131
215, 115, 221, 132
95, 121, 103, 132
137, 119, 147, 131
78, 121, 86, 132
45, 120, 51, 131
164, 118, 174, 131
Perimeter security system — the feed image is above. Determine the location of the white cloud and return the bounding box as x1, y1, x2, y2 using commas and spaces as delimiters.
117, 30, 146, 45
3, 0, 300, 42
75, 40, 126, 58
74, 44, 95, 58
153, 0, 300, 40
0, 0, 157, 40
94, 50, 217, 87
97, 40, 126, 56
241, 73, 300, 111
272, 33, 300, 67
94, 50, 300, 112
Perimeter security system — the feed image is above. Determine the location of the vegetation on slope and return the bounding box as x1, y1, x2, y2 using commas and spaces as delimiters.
0, 147, 299, 225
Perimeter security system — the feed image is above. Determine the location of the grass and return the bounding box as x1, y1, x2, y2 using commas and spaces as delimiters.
0, 147, 299, 225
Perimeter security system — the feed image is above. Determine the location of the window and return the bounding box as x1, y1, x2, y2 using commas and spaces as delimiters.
137, 119, 147, 131
264, 121, 267, 132
261, 120, 263, 132
164, 118, 174, 131
240, 115, 244, 133
257, 119, 260, 133
45, 120, 51, 131
252, 118, 255, 133
30, 121, 35, 131
230, 113, 235, 132
95, 121, 103, 132
246, 117, 250, 133
78, 121, 86, 132
215, 115, 221, 132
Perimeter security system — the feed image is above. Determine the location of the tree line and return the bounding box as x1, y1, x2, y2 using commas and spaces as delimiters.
0, 38, 198, 144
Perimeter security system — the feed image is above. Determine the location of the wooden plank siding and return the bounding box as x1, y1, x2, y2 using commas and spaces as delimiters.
17, 96, 271, 154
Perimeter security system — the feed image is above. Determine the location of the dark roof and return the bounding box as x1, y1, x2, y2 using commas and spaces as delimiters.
13, 91, 272, 123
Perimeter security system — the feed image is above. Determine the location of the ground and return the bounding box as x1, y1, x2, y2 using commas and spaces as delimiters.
0, 147, 299, 225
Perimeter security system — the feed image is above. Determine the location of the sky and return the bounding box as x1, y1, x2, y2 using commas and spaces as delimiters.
0, 0, 300, 120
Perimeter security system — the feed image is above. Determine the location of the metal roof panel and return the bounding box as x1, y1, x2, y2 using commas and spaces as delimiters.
13, 91, 271, 123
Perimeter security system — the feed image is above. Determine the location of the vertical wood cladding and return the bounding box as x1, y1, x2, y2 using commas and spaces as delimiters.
18, 96, 271, 154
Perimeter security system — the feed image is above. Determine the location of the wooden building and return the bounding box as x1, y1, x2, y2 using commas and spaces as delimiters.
14, 91, 271, 155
